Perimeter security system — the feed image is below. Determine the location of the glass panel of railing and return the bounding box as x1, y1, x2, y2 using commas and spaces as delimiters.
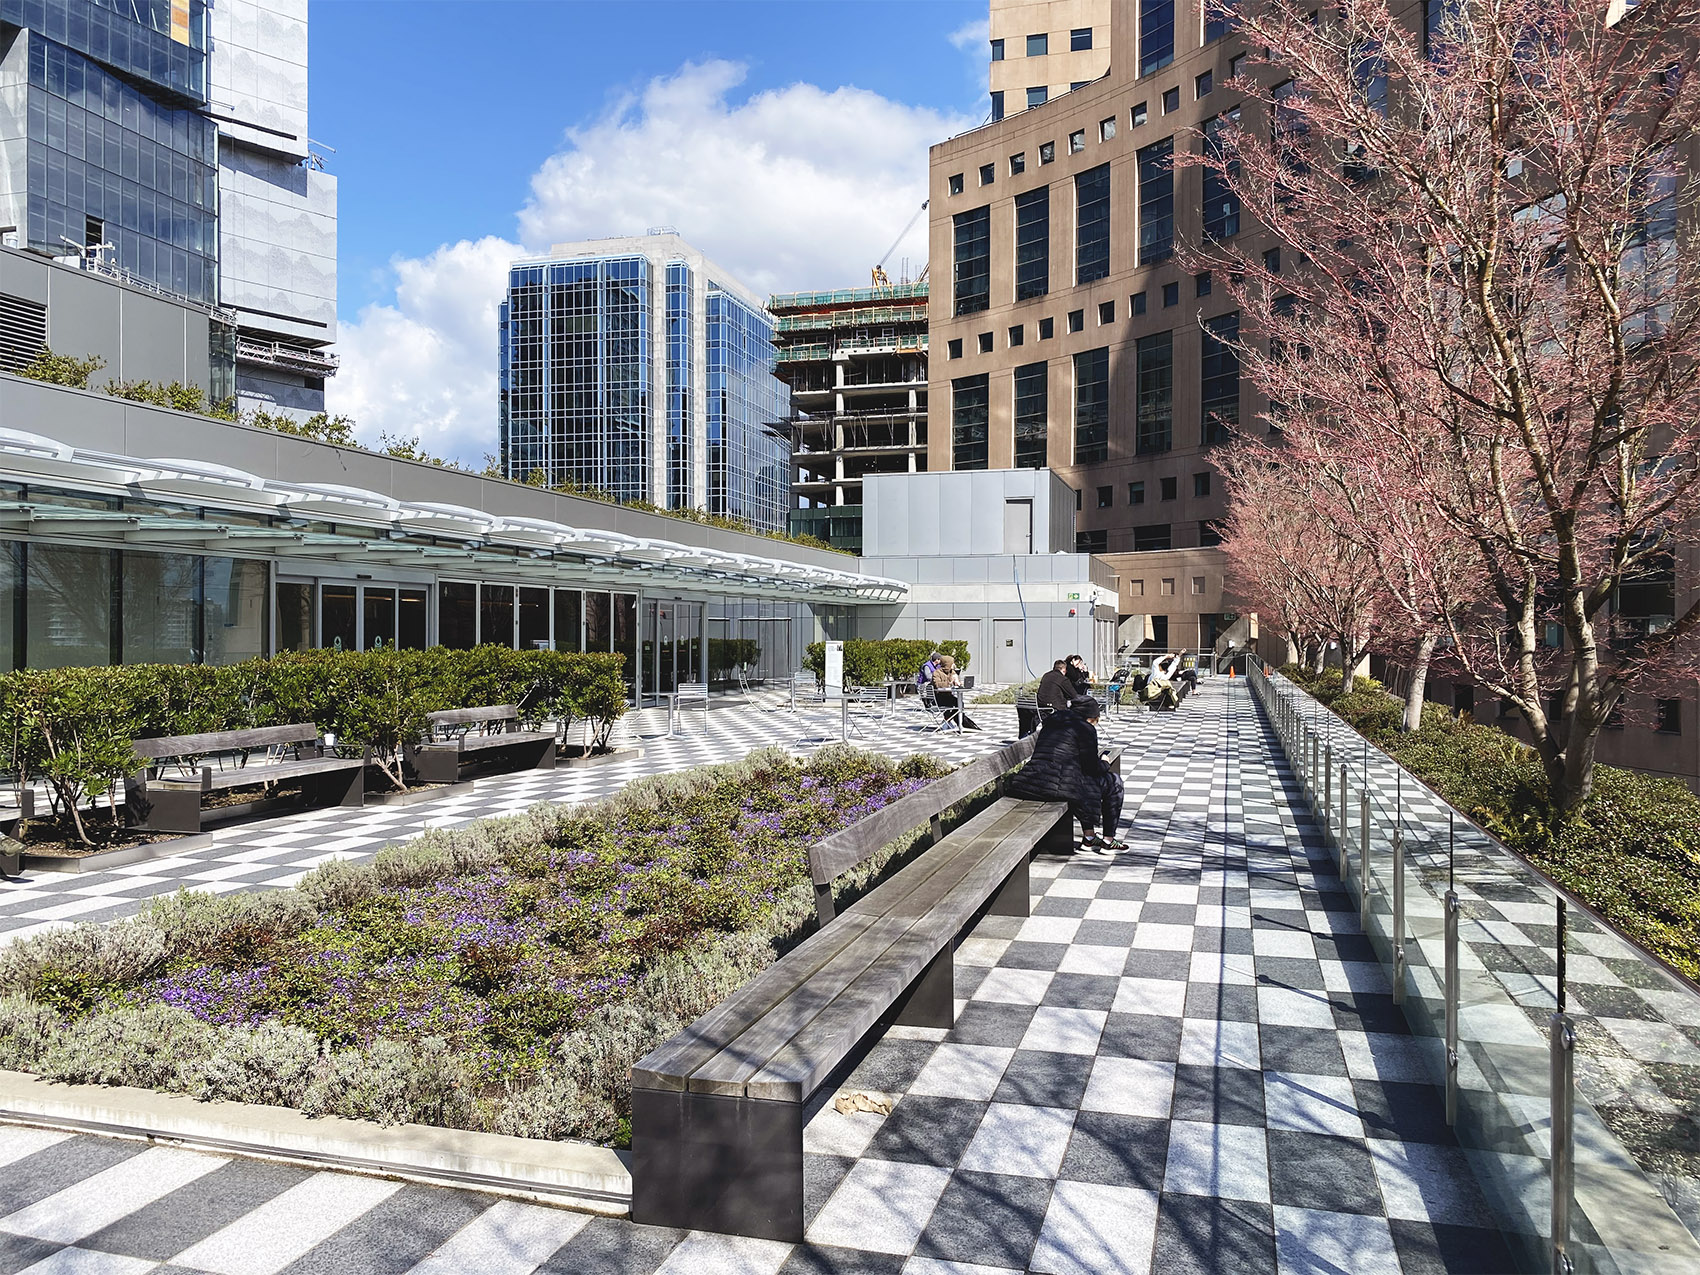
1558, 906, 1700, 1273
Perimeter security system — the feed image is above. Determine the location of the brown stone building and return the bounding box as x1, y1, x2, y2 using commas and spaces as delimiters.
929, 0, 1252, 653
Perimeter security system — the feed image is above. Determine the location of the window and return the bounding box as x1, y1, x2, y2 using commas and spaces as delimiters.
1130, 580, 1146, 597
1077, 529, 1109, 553
1075, 164, 1111, 283
1202, 109, 1242, 241
1160, 476, 1178, 500
1014, 361, 1049, 468
1006, 187, 1047, 299
1132, 291, 1148, 315
1068, 309, 1085, 333
1657, 699, 1683, 734
1074, 347, 1110, 464
1028, 32, 1049, 56
991, 91, 1005, 122
1071, 81, 1090, 91
1163, 88, 1181, 114
1264, 246, 1282, 273
978, 331, 994, 353
1425, 0, 1459, 59
1196, 70, 1213, 98
1194, 471, 1212, 496
1196, 272, 1212, 297
949, 173, 964, 196
1162, 281, 1179, 306
1136, 331, 1173, 454
1199, 518, 1223, 545
1009, 325, 1025, 346
1205, 0, 1236, 43
1070, 130, 1086, 154
1140, 0, 1175, 76
952, 374, 990, 469
991, 38, 1005, 61
1100, 117, 1116, 142
948, 338, 963, 359
1192, 576, 1206, 595
1097, 486, 1113, 509
1132, 102, 1149, 127
1072, 27, 1093, 51
979, 163, 996, 186
1076, 489, 1083, 510
1010, 152, 1026, 175
1162, 578, 1176, 596
1039, 316, 1055, 339
1229, 53, 1246, 79
1137, 525, 1174, 551
953, 206, 991, 315
1130, 481, 1146, 504
1099, 300, 1115, 325
1202, 312, 1241, 443
1138, 139, 1175, 264
1039, 141, 1056, 164
1027, 86, 1049, 108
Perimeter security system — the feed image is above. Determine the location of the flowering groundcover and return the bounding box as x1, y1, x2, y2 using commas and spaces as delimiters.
0, 746, 949, 1143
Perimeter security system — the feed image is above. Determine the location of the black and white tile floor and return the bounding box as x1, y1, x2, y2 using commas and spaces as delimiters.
0, 697, 1015, 946
0, 684, 1520, 1274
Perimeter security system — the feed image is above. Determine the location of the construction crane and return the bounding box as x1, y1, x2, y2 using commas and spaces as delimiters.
871, 200, 928, 289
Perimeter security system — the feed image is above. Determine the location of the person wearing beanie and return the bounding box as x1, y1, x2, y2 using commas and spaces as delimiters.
1007, 695, 1125, 851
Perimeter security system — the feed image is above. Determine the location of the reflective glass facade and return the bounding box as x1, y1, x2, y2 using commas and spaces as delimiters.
499, 244, 788, 531
20, 31, 217, 301
1, 0, 207, 101
705, 281, 788, 531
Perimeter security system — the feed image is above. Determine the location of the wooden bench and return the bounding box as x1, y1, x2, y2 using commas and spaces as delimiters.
408, 705, 556, 784
631, 735, 1074, 1241
125, 724, 364, 835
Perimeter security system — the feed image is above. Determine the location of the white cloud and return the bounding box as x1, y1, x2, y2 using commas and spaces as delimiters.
948, 18, 989, 50
330, 61, 971, 466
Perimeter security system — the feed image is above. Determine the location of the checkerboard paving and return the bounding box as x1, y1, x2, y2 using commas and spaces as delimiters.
0, 683, 1520, 1274
0, 695, 1020, 947
1275, 676, 1700, 1254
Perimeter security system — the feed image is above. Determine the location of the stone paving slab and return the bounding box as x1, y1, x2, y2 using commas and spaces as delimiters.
0, 684, 1516, 1273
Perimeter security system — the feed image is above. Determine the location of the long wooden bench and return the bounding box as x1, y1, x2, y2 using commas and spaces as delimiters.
125, 724, 364, 834
631, 735, 1075, 1241
407, 705, 556, 783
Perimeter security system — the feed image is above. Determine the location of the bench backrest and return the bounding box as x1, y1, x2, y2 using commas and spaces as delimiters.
677, 683, 709, 698
807, 735, 1037, 891
426, 704, 519, 727
133, 722, 319, 760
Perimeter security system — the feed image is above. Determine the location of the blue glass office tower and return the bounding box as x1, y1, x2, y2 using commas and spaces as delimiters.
499, 233, 790, 532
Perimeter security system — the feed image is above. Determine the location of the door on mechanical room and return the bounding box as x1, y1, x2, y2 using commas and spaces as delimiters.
993, 619, 1027, 686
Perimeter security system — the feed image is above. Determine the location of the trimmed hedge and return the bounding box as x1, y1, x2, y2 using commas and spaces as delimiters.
1, 648, 628, 838
803, 639, 971, 688
1284, 667, 1700, 980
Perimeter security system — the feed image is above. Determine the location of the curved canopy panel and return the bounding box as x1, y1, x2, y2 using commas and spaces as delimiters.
0, 429, 144, 487
397, 501, 497, 540
135, 458, 280, 507
272, 481, 403, 525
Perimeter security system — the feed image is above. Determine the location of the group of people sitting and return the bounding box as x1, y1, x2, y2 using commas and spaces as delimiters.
1007, 687, 1126, 852
1111, 652, 1198, 712
918, 651, 981, 731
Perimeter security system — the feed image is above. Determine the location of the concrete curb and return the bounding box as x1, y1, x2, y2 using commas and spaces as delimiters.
0, 1069, 633, 1214
23, 832, 214, 874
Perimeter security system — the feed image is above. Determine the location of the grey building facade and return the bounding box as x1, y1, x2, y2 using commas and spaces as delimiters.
0, 0, 336, 415
498, 233, 791, 533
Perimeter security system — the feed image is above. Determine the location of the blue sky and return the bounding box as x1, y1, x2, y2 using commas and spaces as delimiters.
312, 0, 987, 318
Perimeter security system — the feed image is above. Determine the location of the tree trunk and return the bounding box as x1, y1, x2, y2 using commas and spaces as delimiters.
1339, 635, 1358, 694
1310, 641, 1326, 675
1403, 632, 1439, 732
1555, 727, 1598, 818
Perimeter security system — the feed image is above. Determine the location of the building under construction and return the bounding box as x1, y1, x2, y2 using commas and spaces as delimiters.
770, 282, 929, 552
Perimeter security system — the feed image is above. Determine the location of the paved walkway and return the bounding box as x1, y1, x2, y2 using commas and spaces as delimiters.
0, 694, 1013, 946
0, 683, 1516, 1274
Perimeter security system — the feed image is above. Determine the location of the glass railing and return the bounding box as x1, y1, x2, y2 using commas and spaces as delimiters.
1246, 662, 1700, 1274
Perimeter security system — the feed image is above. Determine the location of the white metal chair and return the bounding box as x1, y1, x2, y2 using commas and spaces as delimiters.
918, 682, 951, 732
672, 682, 710, 734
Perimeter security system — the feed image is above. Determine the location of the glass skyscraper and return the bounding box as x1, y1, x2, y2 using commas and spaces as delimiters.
499, 233, 790, 533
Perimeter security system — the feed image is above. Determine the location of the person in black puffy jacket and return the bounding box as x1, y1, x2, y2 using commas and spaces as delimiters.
1007, 697, 1126, 850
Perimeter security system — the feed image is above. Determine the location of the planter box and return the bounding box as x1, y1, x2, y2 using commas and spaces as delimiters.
363, 780, 475, 809
23, 832, 213, 874
560, 745, 643, 768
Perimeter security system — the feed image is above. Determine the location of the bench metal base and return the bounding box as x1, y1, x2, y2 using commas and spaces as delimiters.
124, 767, 364, 835
631, 1087, 804, 1241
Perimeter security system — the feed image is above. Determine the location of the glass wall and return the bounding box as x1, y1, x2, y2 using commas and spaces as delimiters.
1014, 362, 1048, 469
205, 558, 266, 663
953, 373, 990, 470
554, 589, 582, 652
953, 206, 991, 316
1014, 187, 1049, 300
439, 582, 477, 649
1138, 139, 1175, 265
321, 584, 356, 651
362, 588, 395, 649
1137, 332, 1174, 454
122, 550, 197, 663
519, 587, 550, 650
480, 584, 515, 646
706, 283, 790, 531
1075, 164, 1111, 284
398, 587, 428, 650
666, 261, 694, 510
26, 543, 112, 668
1074, 347, 1110, 465
277, 581, 313, 653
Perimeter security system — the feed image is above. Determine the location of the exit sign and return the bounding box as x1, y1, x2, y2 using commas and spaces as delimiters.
1068, 592, 1081, 600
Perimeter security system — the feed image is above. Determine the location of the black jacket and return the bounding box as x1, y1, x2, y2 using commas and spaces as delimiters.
1065, 665, 1091, 695
1037, 669, 1075, 711
1007, 710, 1104, 811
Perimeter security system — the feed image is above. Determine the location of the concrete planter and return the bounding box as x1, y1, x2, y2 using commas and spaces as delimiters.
23, 832, 213, 874
0, 1069, 632, 1214
362, 780, 475, 808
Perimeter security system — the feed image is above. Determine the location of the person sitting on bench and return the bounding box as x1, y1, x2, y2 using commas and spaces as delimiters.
931, 655, 981, 730
1007, 696, 1126, 851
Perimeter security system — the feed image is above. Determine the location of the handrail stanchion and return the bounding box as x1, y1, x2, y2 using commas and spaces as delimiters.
1339, 766, 1350, 877
1444, 888, 1460, 1126
1359, 788, 1371, 928
1551, 897, 1574, 1274
1392, 822, 1406, 1005
1324, 744, 1333, 839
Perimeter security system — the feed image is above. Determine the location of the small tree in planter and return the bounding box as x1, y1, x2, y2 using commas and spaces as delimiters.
0, 669, 140, 844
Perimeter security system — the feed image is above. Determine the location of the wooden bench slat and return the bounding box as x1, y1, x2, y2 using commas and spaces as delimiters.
187, 756, 364, 789
133, 723, 319, 758
426, 705, 520, 725
631, 911, 885, 1092
440, 728, 555, 753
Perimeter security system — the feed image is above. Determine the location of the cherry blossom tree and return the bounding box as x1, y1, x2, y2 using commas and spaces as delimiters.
1189, 0, 1700, 814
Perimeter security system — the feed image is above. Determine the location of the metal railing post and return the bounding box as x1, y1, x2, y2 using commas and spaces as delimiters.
1391, 824, 1406, 1005
1339, 766, 1350, 877
1324, 745, 1333, 838
1359, 789, 1371, 928
1550, 1010, 1576, 1275
1444, 889, 1460, 1126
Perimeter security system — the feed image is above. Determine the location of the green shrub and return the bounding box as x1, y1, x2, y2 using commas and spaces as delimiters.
802, 639, 971, 687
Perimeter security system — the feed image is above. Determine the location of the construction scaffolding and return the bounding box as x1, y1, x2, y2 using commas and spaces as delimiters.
770, 281, 930, 554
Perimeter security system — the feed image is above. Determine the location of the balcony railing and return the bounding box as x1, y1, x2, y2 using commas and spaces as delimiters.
235, 339, 341, 376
